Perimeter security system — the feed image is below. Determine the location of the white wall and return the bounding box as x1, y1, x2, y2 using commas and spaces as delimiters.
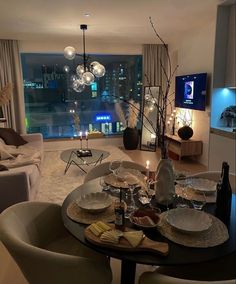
209, 133, 236, 173
169, 17, 217, 167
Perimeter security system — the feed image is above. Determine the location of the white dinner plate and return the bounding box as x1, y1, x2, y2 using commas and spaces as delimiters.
104, 168, 145, 188
76, 192, 112, 213
190, 178, 217, 194
166, 208, 212, 234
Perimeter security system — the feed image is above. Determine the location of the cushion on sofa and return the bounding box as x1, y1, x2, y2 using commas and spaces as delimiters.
0, 143, 15, 160
0, 128, 28, 146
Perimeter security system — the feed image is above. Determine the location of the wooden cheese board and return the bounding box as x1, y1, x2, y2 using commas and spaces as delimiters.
84, 224, 169, 256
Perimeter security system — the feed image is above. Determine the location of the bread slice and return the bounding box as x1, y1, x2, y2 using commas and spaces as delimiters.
123, 231, 144, 247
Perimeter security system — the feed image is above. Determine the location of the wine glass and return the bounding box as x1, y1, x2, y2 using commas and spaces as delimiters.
109, 160, 122, 194
99, 176, 110, 192
124, 184, 137, 218
175, 178, 191, 208
109, 160, 122, 177
190, 191, 207, 210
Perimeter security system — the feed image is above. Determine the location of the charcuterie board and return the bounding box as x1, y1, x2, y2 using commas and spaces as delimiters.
84, 224, 169, 256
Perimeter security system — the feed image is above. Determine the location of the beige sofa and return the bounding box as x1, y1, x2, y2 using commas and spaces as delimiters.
0, 133, 43, 212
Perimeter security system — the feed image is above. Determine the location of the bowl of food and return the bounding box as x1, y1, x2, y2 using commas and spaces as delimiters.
130, 208, 161, 230
76, 192, 113, 214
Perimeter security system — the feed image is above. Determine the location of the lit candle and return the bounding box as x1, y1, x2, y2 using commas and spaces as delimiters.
79, 131, 83, 140
146, 160, 150, 179
85, 131, 88, 150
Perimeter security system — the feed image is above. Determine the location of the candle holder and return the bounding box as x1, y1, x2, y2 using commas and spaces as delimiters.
86, 138, 88, 150
79, 137, 83, 150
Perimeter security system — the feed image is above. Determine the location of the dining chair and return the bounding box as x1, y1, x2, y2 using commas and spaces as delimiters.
189, 171, 236, 193
139, 271, 236, 284
84, 160, 146, 183
0, 201, 112, 284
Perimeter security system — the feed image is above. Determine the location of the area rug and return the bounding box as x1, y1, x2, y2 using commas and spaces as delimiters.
36, 145, 132, 204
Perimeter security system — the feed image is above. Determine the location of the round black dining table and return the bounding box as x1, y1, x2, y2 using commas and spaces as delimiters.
61, 178, 236, 284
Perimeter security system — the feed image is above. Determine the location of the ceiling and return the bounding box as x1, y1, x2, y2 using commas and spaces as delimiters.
0, 0, 221, 45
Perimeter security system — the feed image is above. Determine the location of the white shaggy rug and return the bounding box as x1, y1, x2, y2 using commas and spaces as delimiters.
36, 145, 132, 204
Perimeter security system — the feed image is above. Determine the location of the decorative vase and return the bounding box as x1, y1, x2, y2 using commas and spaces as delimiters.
177, 125, 193, 140
123, 127, 139, 150
155, 159, 175, 205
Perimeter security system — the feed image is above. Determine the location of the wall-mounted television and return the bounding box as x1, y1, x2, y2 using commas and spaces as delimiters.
175, 73, 207, 111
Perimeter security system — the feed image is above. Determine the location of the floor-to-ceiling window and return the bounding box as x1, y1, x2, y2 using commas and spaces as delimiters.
21, 53, 142, 139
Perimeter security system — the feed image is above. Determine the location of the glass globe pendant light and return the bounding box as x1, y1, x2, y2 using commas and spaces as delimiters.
63, 24, 105, 93
64, 46, 76, 60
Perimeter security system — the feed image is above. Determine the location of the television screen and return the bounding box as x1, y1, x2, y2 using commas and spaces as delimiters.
175, 73, 207, 111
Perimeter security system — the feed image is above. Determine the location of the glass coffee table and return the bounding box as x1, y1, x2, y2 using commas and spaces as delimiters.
60, 148, 110, 174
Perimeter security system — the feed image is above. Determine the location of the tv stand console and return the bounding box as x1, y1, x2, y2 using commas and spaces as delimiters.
165, 134, 203, 160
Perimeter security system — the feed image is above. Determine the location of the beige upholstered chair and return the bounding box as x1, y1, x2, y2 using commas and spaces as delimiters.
84, 160, 147, 183
0, 201, 112, 284
139, 272, 236, 284
189, 171, 236, 193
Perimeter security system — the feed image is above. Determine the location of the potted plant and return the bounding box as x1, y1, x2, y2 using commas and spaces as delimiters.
115, 99, 140, 150
220, 105, 236, 128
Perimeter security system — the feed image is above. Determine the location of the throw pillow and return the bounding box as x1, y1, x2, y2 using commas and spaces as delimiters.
0, 128, 28, 146
0, 164, 9, 171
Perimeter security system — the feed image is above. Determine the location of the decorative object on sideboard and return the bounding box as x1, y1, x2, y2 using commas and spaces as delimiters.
175, 108, 194, 140
220, 105, 236, 127
177, 125, 194, 140
63, 24, 105, 92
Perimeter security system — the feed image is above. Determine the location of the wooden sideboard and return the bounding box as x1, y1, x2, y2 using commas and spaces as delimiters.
165, 134, 203, 160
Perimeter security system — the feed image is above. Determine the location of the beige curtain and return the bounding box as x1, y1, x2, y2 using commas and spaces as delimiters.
142, 44, 167, 88
0, 40, 25, 133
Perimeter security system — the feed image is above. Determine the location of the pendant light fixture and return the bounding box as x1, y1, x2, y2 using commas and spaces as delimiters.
63, 24, 106, 92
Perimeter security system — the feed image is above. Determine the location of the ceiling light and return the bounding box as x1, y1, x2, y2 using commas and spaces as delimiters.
63, 24, 105, 92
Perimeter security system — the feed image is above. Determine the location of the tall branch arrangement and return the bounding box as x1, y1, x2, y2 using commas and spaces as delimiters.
113, 18, 178, 158
148, 17, 178, 159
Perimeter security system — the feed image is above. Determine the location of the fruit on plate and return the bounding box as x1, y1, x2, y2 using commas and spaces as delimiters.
123, 230, 144, 247
132, 216, 156, 226
100, 230, 123, 244
88, 221, 111, 237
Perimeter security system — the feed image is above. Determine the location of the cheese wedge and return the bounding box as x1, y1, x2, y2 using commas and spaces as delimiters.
88, 222, 111, 237
96, 221, 111, 232
100, 230, 122, 244
123, 231, 144, 247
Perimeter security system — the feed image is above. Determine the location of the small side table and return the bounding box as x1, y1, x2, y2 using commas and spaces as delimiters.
165, 134, 203, 160
60, 148, 110, 174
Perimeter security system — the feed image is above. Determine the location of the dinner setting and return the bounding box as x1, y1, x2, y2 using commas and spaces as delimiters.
62, 159, 236, 284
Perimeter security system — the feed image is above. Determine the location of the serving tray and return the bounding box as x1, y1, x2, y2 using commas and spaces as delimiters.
84, 224, 169, 256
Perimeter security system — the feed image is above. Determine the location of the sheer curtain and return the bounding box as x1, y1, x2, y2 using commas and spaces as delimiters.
142, 44, 167, 87
0, 40, 25, 133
